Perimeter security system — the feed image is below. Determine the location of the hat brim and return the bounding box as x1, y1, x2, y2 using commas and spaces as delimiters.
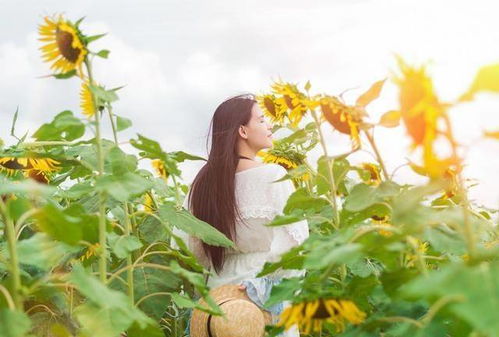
190, 284, 272, 337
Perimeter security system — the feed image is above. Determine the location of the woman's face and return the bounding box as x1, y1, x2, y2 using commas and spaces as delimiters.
239, 103, 273, 150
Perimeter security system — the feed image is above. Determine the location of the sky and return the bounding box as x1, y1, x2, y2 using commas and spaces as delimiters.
1, 0, 498, 212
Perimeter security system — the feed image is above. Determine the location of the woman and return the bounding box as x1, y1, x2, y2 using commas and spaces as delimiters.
171, 93, 309, 337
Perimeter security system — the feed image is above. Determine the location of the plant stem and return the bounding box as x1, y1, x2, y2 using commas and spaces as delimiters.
107, 104, 135, 304
18, 141, 76, 148
310, 109, 340, 227
171, 174, 181, 207
85, 58, 108, 283
363, 129, 390, 181
0, 198, 22, 309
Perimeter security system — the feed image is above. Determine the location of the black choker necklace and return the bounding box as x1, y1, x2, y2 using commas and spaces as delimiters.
238, 155, 253, 161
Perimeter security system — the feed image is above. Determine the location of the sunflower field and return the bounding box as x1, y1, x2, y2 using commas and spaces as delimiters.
1, 14, 498, 337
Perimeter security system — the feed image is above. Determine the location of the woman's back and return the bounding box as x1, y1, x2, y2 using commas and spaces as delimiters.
171, 163, 309, 288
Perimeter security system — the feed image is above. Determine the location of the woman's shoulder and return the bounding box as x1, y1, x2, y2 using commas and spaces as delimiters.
235, 163, 284, 177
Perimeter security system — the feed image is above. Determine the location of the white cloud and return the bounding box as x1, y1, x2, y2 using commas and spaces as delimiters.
0, 0, 498, 209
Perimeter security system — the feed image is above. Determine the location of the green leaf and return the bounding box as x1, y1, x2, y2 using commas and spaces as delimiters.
96, 49, 110, 59
170, 292, 197, 308
85, 33, 107, 44
32, 110, 85, 141
53, 69, 77, 79
89, 84, 119, 104
116, 116, 132, 131
169, 150, 206, 163
127, 321, 164, 337
108, 232, 143, 259
104, 146, 138, 175
0, 309, 31, 337
69, 264, 154, 337
422, 226, 466, 255
10, 106, 19, 138
34, 203, 99, 245
283, 187, 329, 214
401, 262, 499, 337
95, 172, 153, 202
344, 181, 399, 212
0, 177, 56, 196
130, 134, 181, 176
15, 233, 79, 270
263, 277, 302, 308
304, 242, 363, 269
316, 156, 350, 195
304, 80, 311, 92
344, 184, 379, 212
159, 202, 234, 248
60, 181, 94, 199
132, 266, 181, 320
256, 245, 304, 277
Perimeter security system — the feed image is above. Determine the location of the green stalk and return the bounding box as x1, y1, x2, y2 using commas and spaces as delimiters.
0, 198, 22, 309
107, 104, 134, 303
310, 109, 340, 227
363, 129, 390, 181
84, 58, 108, 283
170, 174, 181, 207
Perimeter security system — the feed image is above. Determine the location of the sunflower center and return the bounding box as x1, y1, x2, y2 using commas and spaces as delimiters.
313, 300, 331, 319
56, 27, 81, 63
0, 159, 25, 170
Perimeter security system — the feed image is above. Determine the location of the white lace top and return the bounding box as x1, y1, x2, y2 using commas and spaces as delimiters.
170, 163, 309, 288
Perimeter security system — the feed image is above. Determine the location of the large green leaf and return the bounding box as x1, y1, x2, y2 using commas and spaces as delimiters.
0, 309, 31, 337
34, 203, 100, 245
69, 264, 154, 337
401, 261, 499, 337
283, 187, 329, 214
107, 232, 142, 259
304, 242, 363, 269
104, 146, 138, 176
344, 181, 400, 212
129, 134, 181, 176
32, 110, 85, 141
159, 202, 234, 248
95, 172, 153, 202
316, 156, 350, 195
0, 177, 56, 196
16, 233, 79, 270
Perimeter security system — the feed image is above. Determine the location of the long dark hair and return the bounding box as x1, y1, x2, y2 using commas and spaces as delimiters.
186, 93, 257, 274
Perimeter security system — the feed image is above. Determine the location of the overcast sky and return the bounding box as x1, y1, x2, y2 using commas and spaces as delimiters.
1, 0, 498, 211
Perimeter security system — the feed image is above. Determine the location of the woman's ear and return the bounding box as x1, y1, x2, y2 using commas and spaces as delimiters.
239, 125, 248, 139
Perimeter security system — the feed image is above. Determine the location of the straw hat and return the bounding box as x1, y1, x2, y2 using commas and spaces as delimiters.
190, 284, 273, 337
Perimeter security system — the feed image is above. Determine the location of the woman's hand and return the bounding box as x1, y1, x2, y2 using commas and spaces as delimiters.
238, 284, 246, 290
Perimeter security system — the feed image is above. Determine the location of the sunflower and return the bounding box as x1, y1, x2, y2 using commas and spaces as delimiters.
151, 159, 169, 180
277, 298, 366, 334
357, 162, 381, 186
393, 57, 442, 148
270, 81, 309, 127
79, 243, 101, 262
143, 192, 156, 214
320, 95, 363, 149
256, 144, 309, 182
0, 157, 61, 183
256, 94, 286, 125
80, 82, 97, 118
38, 15, 88, 76
405, 240, 429, 268
371, 216, 394, 237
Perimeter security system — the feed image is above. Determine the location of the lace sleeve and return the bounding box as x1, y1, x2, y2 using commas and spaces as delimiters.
269, 166, 310, 247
